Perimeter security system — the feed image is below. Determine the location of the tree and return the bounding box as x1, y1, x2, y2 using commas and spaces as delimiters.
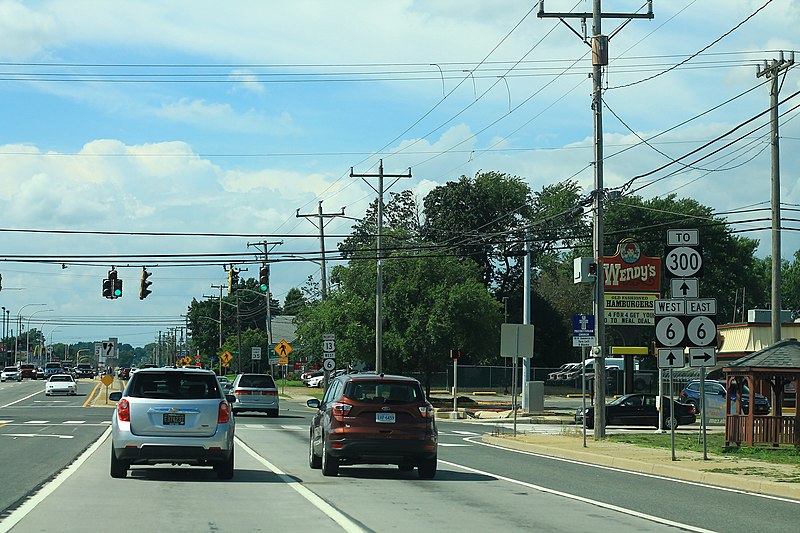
283, 287, 307, 316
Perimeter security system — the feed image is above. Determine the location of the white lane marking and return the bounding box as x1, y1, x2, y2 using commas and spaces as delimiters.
4, 433, 75, 439
451, 430, 479, 435
469, 437, 800, 505
280, 425, 305, 430
437, 443, 471, 447
236, 437, 365, 533
0, 426, 110, 532
25, 421, 49, 424
1, 390, 44, 409
63, 421, 86, 424
0, 420, 12, 424
438, 458, 715, 533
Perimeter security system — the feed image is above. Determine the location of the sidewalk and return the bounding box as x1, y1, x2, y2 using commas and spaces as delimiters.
482, 432, 800, 501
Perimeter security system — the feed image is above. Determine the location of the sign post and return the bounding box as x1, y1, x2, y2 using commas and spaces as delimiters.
500, 324, 535, 437
572, 314, 595, 448
322, 334, 335, 391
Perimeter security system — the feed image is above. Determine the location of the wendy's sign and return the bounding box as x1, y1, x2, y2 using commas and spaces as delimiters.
603, 239, 661, 293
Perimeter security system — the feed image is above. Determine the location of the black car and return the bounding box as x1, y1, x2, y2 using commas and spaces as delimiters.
307, 373, 438, 478
575, 393, 696, 429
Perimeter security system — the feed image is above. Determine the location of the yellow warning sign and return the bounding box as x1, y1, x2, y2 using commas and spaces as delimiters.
274, 340, 292, 357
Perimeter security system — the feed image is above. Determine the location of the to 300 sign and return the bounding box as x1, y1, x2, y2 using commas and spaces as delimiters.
665, 246, 702, 277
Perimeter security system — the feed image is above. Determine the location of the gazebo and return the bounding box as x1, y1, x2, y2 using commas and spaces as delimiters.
723, 338, 800, 447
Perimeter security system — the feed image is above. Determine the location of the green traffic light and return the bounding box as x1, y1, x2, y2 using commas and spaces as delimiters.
114, 288, 122, 297
259, 284, 268, 292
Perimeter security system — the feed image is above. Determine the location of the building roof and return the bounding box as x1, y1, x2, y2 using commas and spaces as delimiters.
724, 338, 800, 370
718, 323, 800, 356
271, 315, 297, 344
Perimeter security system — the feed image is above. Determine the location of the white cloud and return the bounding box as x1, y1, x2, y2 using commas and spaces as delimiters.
229, 69, 265, 95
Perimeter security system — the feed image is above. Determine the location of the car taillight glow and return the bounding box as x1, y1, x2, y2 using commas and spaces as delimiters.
235, 389, 251, 395
688, 405, 696, 415
331, 402, 352, 418
418, 405, 433, 418
218, 400, 231, 424
117, 399, 130, 422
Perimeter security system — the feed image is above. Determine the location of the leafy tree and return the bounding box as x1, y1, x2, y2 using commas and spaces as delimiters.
283, 287, 307, 315
783, 250, 800, 318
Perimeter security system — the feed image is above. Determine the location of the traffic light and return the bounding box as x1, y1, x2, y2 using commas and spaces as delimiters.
259, 265, 269, 292
113, 276, 123, 298
228, 267, 239, 293
139, 268, 152, 300
449, 349, 461, 360
103, 270, 116, 299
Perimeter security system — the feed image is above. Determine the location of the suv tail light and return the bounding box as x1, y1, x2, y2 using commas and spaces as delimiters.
688, 405, 696, 416
418, 404, 433, 418
331, 402, 352, 419
117, 399, 130, 422
234, 389, 251, 395
218, 400, 231, 424
679, 390, 687, 398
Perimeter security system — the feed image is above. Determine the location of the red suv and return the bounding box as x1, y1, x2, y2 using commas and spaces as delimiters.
18, 364, 37, 380
306, 373, 438, 478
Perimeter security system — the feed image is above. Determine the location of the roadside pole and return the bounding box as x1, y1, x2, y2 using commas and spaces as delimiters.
700, 366, 708, 460
453, 357, 458, 417
581, 345, 587, 448
670, 368, 676, 461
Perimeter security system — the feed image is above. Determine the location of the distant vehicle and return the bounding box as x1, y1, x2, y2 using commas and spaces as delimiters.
109, 367, 235, 479
118, 368, 131, 380
306, 373, 325, 388
45, 374, 78, 396
230, 373, 279, 417
575, 393, 696, 430
302, 370, 323, 384
1, 366, 23, 382
75, 364, 96, 379
216, 376, 232, 393
36, 367, 45, 379
307, 373, 438, 478
44, 362, 63, 378
18, 363, 37, 380
679, 380, 770, 415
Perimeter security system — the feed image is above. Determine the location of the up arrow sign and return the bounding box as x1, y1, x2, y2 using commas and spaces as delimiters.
658, 348, 685, 369
670, 278, 699, 299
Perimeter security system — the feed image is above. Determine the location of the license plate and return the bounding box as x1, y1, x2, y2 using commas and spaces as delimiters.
163, 413, 185, 425
376, 412, 396, 423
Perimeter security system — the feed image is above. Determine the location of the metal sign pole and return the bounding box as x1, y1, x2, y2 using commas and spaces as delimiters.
700, 366, 708, 460
670, 368, 676, 461
512, 354, 518, 437
581, 344, 587, 447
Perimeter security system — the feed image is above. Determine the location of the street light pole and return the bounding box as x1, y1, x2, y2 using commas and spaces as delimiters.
16, 303, 45, 362
26, 308, 53, 364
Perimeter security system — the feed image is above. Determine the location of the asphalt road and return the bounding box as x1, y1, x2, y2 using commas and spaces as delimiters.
1, 386, 798, 532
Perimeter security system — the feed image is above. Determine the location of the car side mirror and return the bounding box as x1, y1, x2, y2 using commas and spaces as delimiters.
307, 398, 321, 409
109, 391, 122, 402
226, 394, 236, 404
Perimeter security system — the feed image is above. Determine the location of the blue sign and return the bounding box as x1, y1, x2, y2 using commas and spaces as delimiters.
572, 314, 595, 337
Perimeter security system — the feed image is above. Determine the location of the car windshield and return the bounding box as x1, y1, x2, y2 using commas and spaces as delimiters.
343, 381, 422, 404
237, 374, 276, 388
50, 375, 73, 382
128, 372, 221, 399
3, 367, 16, 372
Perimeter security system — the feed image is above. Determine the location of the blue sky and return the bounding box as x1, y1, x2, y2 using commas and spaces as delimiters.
0, 0, 798, 349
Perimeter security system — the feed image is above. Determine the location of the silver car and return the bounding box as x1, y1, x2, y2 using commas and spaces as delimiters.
1, 366, 22, 382
109, 367, 235, 479
230, 373, 279, 417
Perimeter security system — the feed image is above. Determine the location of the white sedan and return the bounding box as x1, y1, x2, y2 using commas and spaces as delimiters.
45, 374, 78, 395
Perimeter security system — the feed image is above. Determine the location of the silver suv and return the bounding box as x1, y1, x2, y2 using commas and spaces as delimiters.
109, 367, 235, 479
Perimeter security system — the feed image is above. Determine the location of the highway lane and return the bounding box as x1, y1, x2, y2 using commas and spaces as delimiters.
2, 395, 798, 532
0, 379, 110, 517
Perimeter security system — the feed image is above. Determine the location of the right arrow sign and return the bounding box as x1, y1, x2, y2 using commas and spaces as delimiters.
688, 347, 717, 368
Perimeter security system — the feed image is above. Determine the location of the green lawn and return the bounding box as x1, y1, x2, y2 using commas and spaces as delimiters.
607, 432, 800, 467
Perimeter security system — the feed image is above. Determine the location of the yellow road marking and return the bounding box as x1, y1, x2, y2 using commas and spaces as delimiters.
82, 381, 102, 408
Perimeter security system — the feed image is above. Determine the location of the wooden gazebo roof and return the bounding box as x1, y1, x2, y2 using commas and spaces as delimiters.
724, 338, 800, 371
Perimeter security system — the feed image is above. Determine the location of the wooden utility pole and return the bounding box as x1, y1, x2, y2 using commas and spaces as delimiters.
538, 0, 654, 439
757, 52, 794, 344
296, 201, 346, 299
349, 160, 412, 374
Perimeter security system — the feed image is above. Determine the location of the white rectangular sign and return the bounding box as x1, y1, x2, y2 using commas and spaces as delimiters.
688, 347, 716, 367
658, 348, 685, 369
653, 299, 686, 316
685, 298, 717, 316
323, 352, 336, 360
572, 336, 595, 347
670, 278, 699, 299
500, 324, 534, 360
667, 229, 699, 246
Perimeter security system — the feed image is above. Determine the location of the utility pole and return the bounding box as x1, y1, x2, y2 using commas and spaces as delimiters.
296, 201, 346, 299
210, 284, 225, 350
539, 1, 653, 439
247, 241, 282, 356
757, 51, 794, 345
350, 159, 412, 374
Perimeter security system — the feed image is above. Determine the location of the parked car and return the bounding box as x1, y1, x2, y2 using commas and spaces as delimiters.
108, 367, 235, 479
45, 374, 78, 395
230, 373, 279, 417
306, 373, 325, 388
307, 372, 438, 478
1, 366, 23, 382
575, 393, 696, 429
302, 370, 323, 385
18, 363, 37, 380
36, 367, 45, 379
679, 380, 770, 415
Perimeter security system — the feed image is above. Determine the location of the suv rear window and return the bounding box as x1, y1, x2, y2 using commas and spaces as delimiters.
237, 374, 276, 388
343, 381, 422, 404
128, 372, 221, 399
